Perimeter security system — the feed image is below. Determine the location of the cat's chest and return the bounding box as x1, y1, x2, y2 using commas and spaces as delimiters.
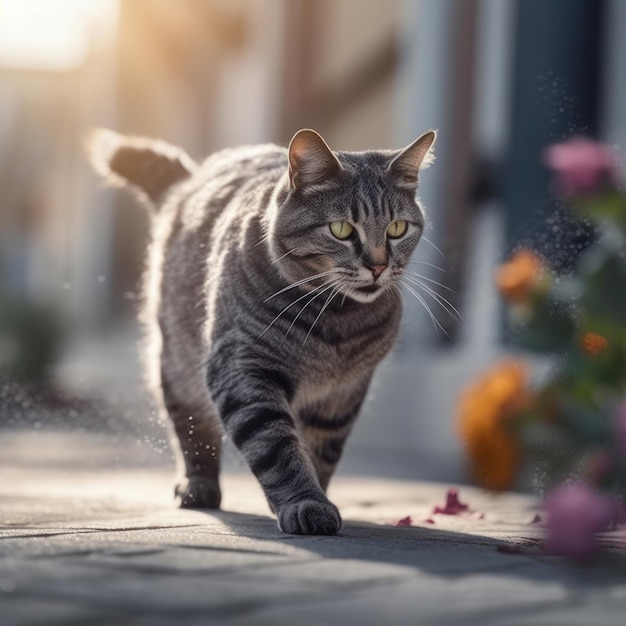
289, 332, 389, 418
299, 329, 389, 371
290, 310, 399, 383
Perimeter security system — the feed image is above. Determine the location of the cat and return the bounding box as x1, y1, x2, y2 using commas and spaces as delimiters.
90, 127, 436, 535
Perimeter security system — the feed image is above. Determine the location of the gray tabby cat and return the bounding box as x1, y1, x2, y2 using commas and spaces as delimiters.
91, 127, 436, 535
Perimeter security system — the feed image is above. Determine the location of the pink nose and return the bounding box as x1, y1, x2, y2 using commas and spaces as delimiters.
367, 264, 387, 280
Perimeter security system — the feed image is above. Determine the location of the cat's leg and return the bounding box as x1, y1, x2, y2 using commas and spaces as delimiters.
208, 362, 341, 535
161, 372, 222, 509
299, 394, 365, 492
301, 420, 354, 493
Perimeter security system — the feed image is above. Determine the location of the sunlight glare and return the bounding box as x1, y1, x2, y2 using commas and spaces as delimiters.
0, 0, 118, 71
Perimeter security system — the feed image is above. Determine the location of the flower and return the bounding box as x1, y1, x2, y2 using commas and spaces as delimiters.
458, 362, 530, 490
543, 138, 620, 197
579, 331, 608, 356
544, 483, 618, 559
495, 250, 544, 303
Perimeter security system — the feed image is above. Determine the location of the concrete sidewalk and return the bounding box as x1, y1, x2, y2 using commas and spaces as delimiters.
1, 432, 625, 626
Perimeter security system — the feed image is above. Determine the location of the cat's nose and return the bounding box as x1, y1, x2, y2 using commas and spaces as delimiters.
367, 264, 387, 281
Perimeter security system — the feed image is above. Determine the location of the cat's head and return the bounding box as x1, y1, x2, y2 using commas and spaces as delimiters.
268, 128, 436, 303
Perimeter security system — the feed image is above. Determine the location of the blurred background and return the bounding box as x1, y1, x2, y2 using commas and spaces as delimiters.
1, 0, 625, 483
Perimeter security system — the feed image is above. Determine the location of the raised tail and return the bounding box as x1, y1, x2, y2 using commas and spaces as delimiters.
89, 129, 197, 206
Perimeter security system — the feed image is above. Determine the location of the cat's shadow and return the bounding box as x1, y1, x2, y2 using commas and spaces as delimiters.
188, 507, 626, 589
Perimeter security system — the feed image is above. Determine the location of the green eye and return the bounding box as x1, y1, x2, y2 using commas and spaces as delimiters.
329, 221, 354, 240
387, 220, 408, 239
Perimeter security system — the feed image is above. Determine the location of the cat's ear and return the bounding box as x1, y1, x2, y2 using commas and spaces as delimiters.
288, 129, 342, 189
388, 130, 437, 190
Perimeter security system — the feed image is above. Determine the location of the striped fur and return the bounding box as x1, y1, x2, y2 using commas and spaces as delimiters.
91, 128, 436, 535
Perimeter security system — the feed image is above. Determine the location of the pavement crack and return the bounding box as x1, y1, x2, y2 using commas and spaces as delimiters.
174, 543, 293, 557
0, 523, 206, 541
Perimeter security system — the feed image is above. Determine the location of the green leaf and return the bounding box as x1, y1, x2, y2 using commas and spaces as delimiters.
510, 294, 577, 353
573, 193, 626, 232
580, 251, 626, 325
558, 396, 612, 445
564, 337, 626, 392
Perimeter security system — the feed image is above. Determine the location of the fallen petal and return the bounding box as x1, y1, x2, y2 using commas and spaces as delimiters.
432, 488, 483, 518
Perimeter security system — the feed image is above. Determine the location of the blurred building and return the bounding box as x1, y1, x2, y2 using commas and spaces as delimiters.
0, 0, 402, 327
1, 0, 625, 479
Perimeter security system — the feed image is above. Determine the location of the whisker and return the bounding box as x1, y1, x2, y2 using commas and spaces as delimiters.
402, 276, 464, 323
400, 279, 450, 338
285, 280, 341, 337
263, 270, 340, 302
392, 284, 406, 307
404, 270, 456, 293
304, 286, 341, 344
271, 248, 298, 265
407, 259, 446, 273
420, 236, 448, 262
254, 232, 270, 247
259, 278, 336, 338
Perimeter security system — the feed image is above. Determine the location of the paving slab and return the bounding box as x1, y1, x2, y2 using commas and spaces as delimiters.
0, 431, 625, 626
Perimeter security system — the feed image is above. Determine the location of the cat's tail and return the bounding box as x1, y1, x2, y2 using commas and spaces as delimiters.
88, 129, 197, 207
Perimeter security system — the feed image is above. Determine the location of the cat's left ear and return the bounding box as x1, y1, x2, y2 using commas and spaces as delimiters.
388, 130, 437, 190
288, 129, 342, 190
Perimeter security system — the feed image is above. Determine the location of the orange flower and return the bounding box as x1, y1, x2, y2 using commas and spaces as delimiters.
579, 332, 608, 356
457, 361, 530, 491
495, 250, 543, 303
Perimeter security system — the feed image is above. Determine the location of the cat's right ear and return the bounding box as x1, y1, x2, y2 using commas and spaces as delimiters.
288, 129, 342, 190
388, 130, 437, 191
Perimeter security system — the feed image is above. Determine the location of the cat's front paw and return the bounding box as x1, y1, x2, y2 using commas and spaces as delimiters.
277, 499, 342, 535
175, 476, 221, 509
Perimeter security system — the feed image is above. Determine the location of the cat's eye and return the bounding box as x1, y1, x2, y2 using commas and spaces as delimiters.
387, 220, 408, 239
329, 220, 354, 240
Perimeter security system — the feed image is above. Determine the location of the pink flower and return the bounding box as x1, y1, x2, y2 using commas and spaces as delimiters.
544, 483, 618, 559
392, 516, 412, 527
543, 138, 620, 197
615, 400, 626, 456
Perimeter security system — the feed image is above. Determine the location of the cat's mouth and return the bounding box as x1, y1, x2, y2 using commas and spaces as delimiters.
353, 283, 380, 294
343, 279, 393, 303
